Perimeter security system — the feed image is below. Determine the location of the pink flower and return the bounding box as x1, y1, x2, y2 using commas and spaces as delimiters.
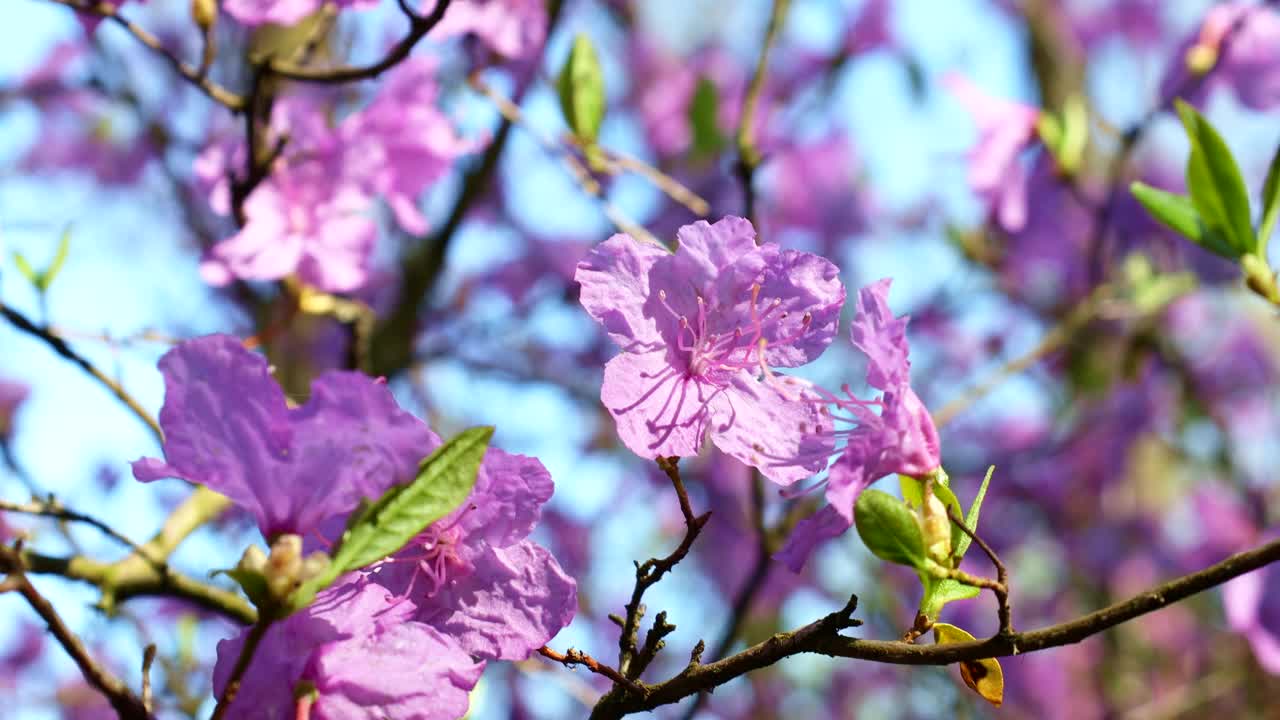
944, 73, 1042, 232
425, 0, 548, 59
576, 217, 844, 484
778, 279, 940, 571
197, 59, 474, 292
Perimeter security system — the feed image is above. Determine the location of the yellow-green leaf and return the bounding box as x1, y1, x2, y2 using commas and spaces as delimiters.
933, 622, 1004, 707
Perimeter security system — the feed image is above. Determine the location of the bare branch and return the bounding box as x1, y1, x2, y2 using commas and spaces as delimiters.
42, 0, 244, 111
0, 545, 152, 719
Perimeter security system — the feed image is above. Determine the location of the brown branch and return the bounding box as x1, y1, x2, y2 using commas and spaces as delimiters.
947, 507, 1012, 635
589, 538, 1280, 718
140, 644, 157, 713
538, 646, 645, 696
0, 303, 162, 443
0, 497, 158, 565
369, 0, 569, 377
0, 545, 152, 720
734, 0, 790, 229
43, 0, 244, 111
615, 457, 710, 680
265, 0, 453, 83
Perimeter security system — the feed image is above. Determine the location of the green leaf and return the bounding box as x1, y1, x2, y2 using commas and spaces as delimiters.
954, 466, 994, 560
12, 252, 38, 286
219, 567, 269, 608
688, 76, 725, 158
1258, 142, 1280, 257
920, 577, 982, 618
1176, 99, 1256, 256
40, 227, 72, 292
288, 427, 492, 612
1129, 182, 1205, 243
557, 33, 606, 147
854, 489, 927, 569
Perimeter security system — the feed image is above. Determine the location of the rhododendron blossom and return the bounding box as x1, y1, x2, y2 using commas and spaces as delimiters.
778, 278, 940, 571
133, 334, 575, 718
576, 217, 843, 484
130, 335, 435, 539
945, 73, 1042, 233
198, 59, 475, 292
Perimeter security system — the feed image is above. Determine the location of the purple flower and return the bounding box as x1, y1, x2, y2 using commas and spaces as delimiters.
1224, 561, 1280, 674
425, 0, 548, 59
944, 73, 1042, 232
1161, 3, 1280, 112
198, 60, 474, 292
576, 217, 844, 484
778, 279, 940, 571
363, 446, 578, 660
135, 335, 576, 716
0, 381, 28, 440
131, 335, 434, 539
844, 0, 893, 54
213, 579, 484, 720
761, 132, 870, 245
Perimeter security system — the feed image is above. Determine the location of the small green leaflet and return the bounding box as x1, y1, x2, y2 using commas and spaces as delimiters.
11, 227, 72, 292
854, 488, 926, 569
557, 33, 606, 147
1175, 99, 1255, 257
287, 426, 492, 614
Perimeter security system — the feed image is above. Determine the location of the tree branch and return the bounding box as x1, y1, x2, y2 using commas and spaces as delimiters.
590, 537, 1280, 717
43, 0, 244, 111
1, 545, 152, 720
265, 0, 453, 83
1, 303, 161, 443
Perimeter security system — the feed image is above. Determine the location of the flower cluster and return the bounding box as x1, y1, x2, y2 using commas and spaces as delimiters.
133, 335, 576, 719
578, 220, 940, 568
197, 58, 477, 293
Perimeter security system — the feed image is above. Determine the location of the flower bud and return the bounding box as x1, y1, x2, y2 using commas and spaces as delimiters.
917, 483, 952, 565
236, 543, 268, 576
191, 0, 217, 32
265, 534, 304, 600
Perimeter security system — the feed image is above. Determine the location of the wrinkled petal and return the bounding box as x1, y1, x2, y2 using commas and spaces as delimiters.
453, 448, 553, 549
850, 278, 911, 390
311, 623, 482, 720
708, 374, 832, 485
713, 245, 846, 368
418, 541, 577, 661
576, 234, 668, 348
672, 216, 758, 289
132, 336, 435, 538
130, 335, 293, 523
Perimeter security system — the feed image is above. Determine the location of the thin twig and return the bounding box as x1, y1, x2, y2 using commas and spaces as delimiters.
0, 497, 160, 567
468, 75, 663, 247
1, 303, 161, 442
538, 646, 645, 696
42, 0, 244, 110
140, 644, 157, 713
932, 285, 1108, 428
210, 618, 273, 720
0, 545, 151, 719
734, 0, 790, 228
266, 0, 453, 83
947, 507, 1012, 635
616, 457, 710, 679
